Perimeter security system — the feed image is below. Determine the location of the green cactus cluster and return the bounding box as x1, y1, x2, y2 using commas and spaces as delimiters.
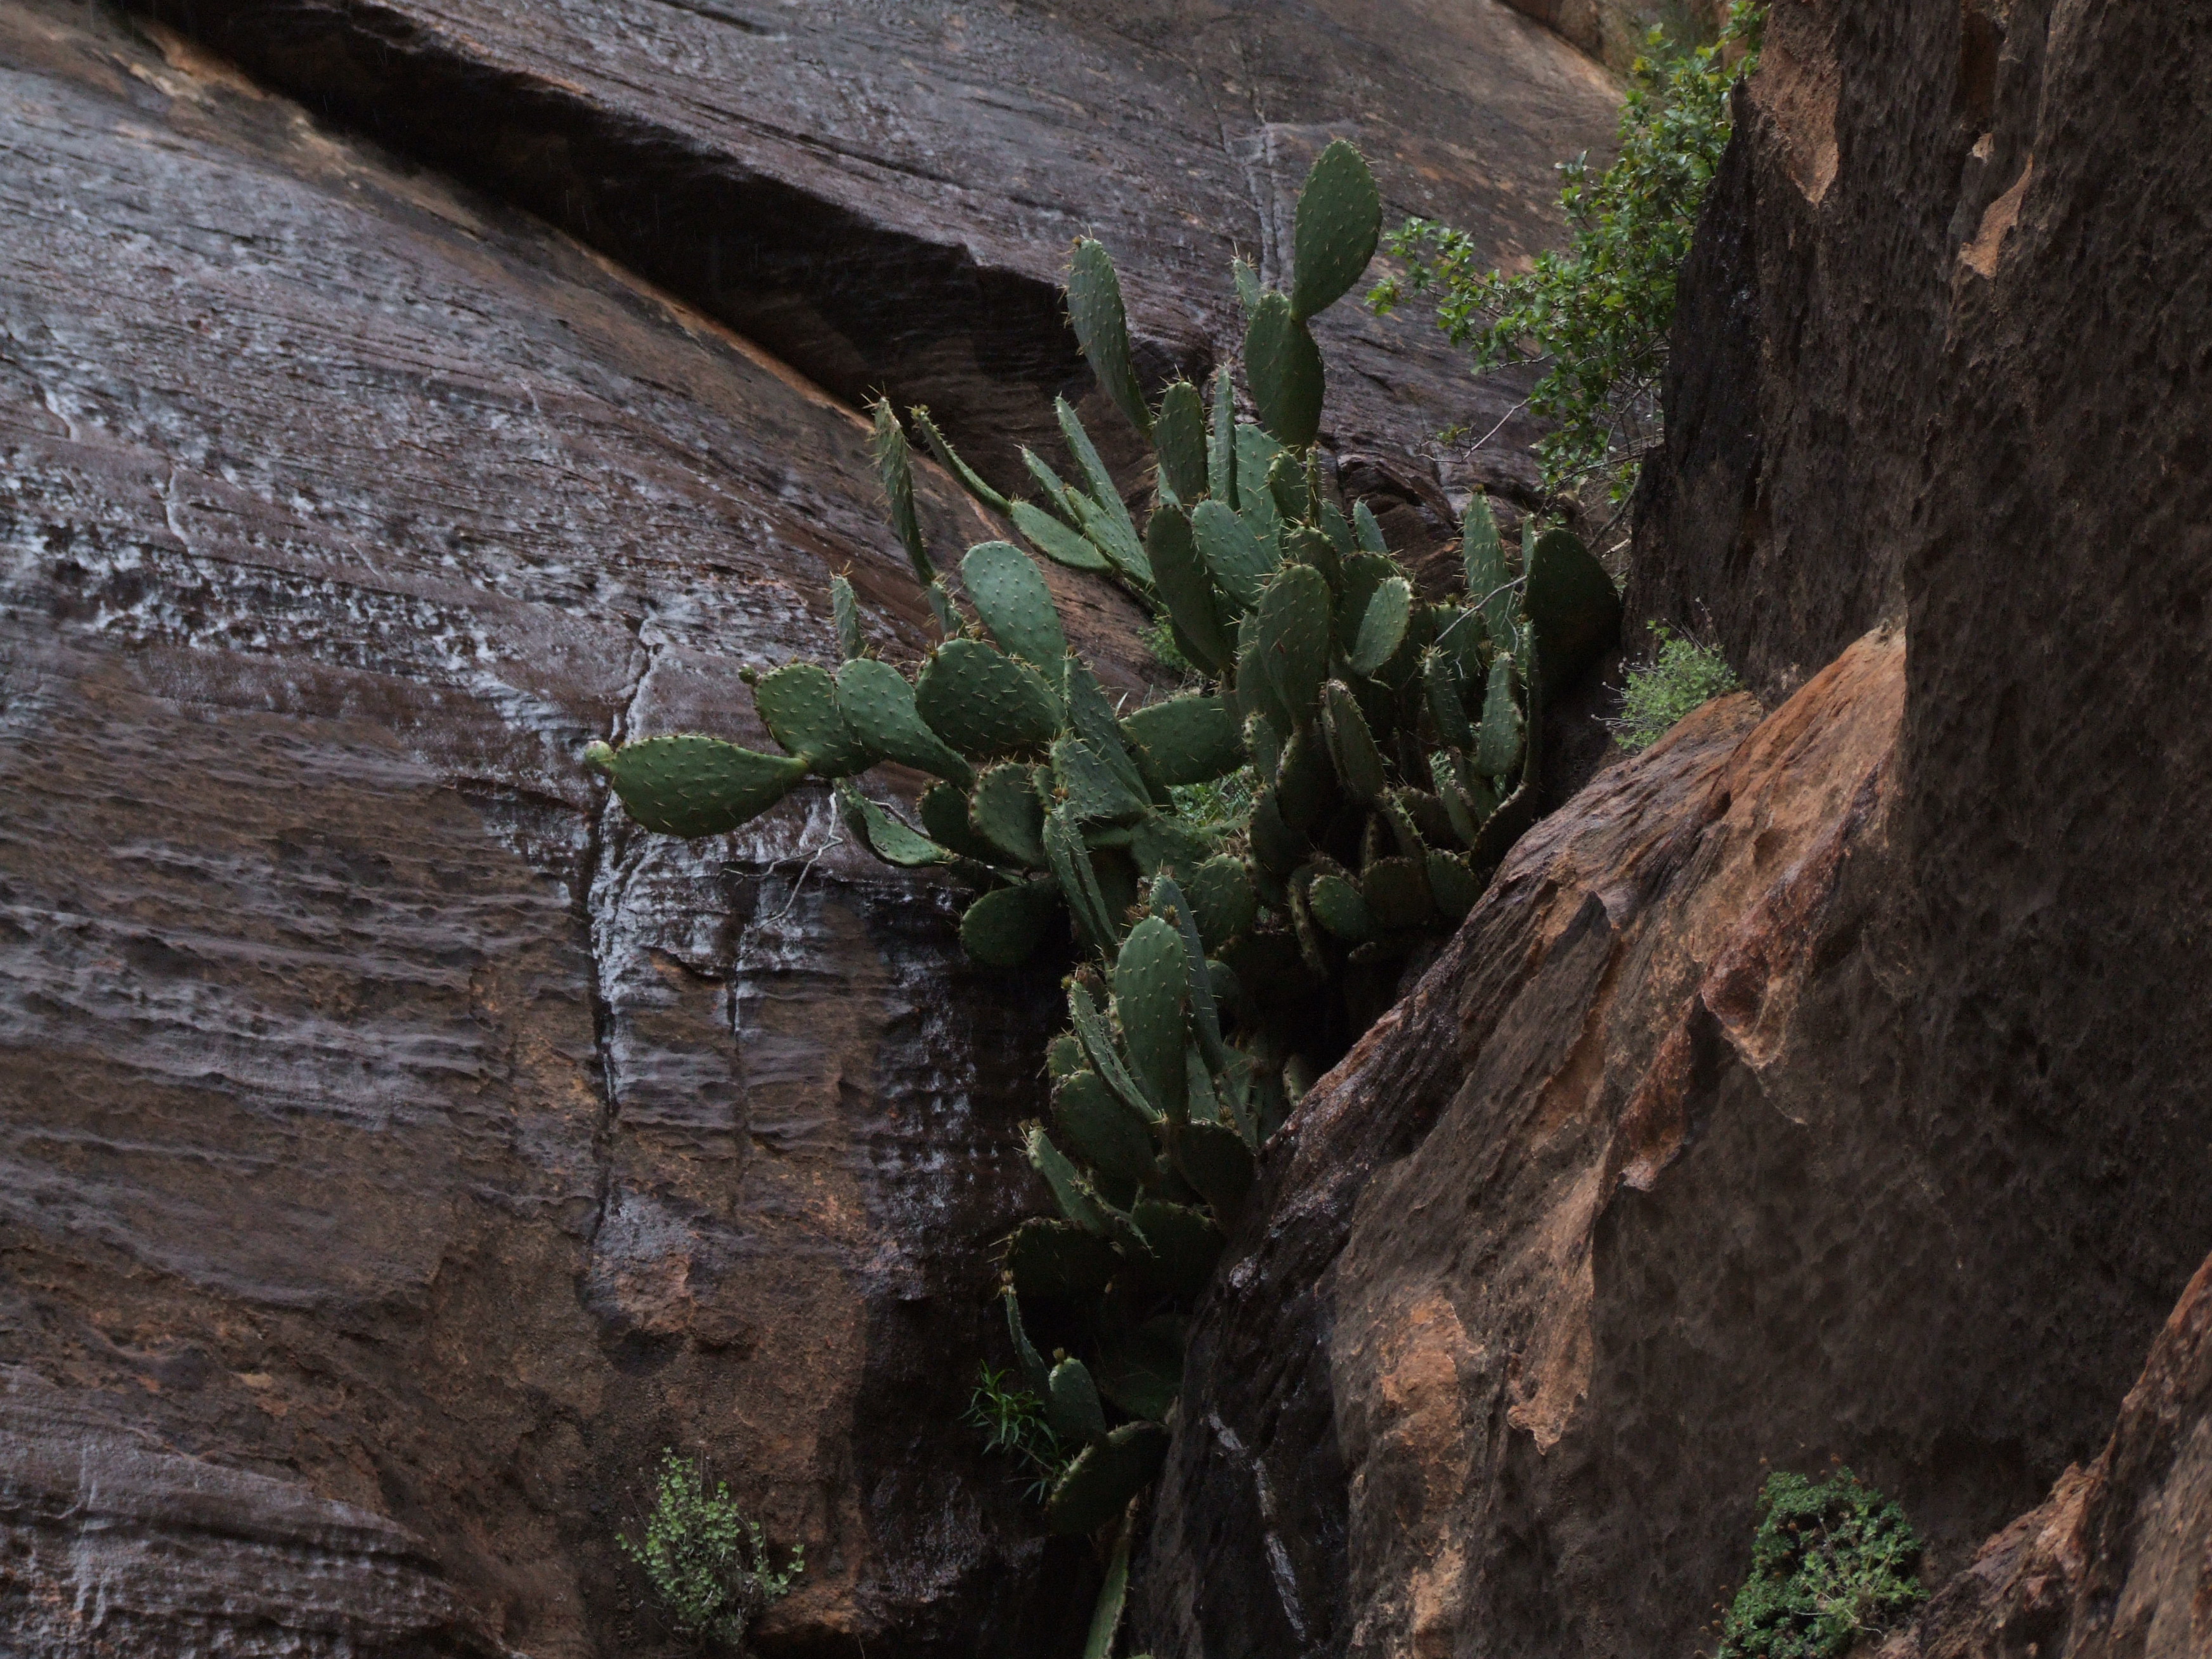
583, 140, 1621, 1552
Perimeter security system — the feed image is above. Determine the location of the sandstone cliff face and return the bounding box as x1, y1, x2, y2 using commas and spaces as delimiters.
0, 4, 1133, 1651
129, 0, 1623, 516
1140, 0, 2212, 1653
0, 0, 1630, 1653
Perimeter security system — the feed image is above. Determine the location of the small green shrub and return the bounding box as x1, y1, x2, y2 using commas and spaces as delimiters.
1368, 3, 1765, 499
618, 1450, 802, 1651
1609, 622, 1741, 750
965, 1363, 1070, 1501
1715, 1469, 1925, 1659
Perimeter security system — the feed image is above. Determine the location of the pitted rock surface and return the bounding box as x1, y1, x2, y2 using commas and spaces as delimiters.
0, 2, 1155, 1651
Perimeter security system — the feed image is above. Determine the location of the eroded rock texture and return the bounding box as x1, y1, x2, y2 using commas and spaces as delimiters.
1143, 0, 2212, 1653
1138, 632, 1935, 1658
122, 0, 1623, 516
0, 2, 1162, 1651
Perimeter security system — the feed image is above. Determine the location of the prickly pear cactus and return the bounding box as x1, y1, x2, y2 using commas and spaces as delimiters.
581, 138, 1622, 1561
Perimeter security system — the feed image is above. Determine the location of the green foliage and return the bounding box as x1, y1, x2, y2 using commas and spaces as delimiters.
1368, 3, 1765, 498
965, 1363, 1072, 1502
587, 140, 1626, 1563
1610, 621, 1742, 751
1717, 1469, 1926, 1659
618, 1450, 802, 1652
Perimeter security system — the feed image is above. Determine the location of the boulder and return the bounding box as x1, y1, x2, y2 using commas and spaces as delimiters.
0, 2, 1148, 1651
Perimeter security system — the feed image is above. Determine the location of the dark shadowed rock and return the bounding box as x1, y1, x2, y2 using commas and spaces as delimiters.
123, 0, 1624, 514
1879, 1246, 2212, 1659
0, 2, 1160, 1651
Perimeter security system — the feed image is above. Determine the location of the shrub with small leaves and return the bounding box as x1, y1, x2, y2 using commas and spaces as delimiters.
1367, 2, 1765, 499
1715, 1469, 1925, 1659
618, 1450, 802, 1652
1609, 622, 1741, 750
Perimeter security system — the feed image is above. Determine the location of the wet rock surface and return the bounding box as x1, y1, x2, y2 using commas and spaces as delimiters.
122, 0, 1623, 512
0, 2, 1165, 1651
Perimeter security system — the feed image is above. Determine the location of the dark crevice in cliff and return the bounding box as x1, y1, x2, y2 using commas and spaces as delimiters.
127, 0, 1103, 485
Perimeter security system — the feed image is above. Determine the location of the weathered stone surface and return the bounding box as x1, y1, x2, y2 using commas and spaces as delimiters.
124, 0, 1623, 512
1143, 0, 2212, 1645
1880, 1245, 2212, 1659
1138, 632, 1930, 1656
0, 3, 1153, 1651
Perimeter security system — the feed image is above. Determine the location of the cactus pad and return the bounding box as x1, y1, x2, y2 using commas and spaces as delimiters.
1093, 1313, 1184, 1422
1053, 1069, 1161, 1182
1153, 380, 1208, 504
1116, 916, 1191, 1119
836, 787, 951, 868
834, 658, 975, 788
1242, 292, 1324, 450
1173, 1118, 1256, 1214
1012, 498, 1112, 573
588, 738, 814, 845
1046, 1421, 1171, 1535
1426, 648, 1475, 750
971, 762, 1048, 866
1056, 399, 1150, 582
831, 575, 866, 661
755, 662, 871, 776
1145, 507, 1232, 673
1046, 807, 1122, 953
1190, 498, 1274, 613
1129, 814, 1218, 881
911, 403, 1012, 516
1121, 694, 1244, 787
1350, 576, 1413, 677
1207, 367, 1238, 507
1056, 735, 1152, 825
1426, 849, 1485, 920
1474, 654, 1526, 779
1291, 139, 1381, 322
1523, 526, 1623, 692
1352, 499, 1388, 553
1048, 1356, 1110, 1445
960, 878, 1060, 966
1066, 240, 1153, 438
914, 639, 1064, 759
1273, 720, 1333, 832
961, 540, 1068, 671
1307, 870, 1374, 941
1258, 563, 1333, 724
869, 399, 933, 585
1129, 1199, 1225, 1299
590, 734, 808, 839
1362, 856, 1433, 930
1007, 1219, 1119, 1301
1069, 980, 1158, 1122
1186, 854, 1259, 949
1322, 680, 1387, 803
1027, 1123, 1108, 1235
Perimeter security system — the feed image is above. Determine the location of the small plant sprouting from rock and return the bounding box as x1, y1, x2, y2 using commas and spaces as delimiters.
618, 1450, 803, 1652
1609, 621, 1741, 751
965, 1363, 1072, 1500
1714, 1467, 1925, 1659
